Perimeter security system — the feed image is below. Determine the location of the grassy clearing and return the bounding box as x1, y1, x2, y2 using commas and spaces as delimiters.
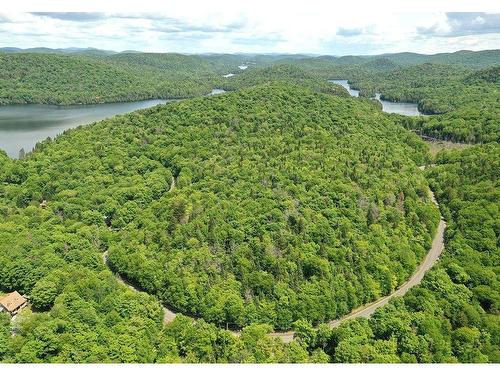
427, 140, 472, 157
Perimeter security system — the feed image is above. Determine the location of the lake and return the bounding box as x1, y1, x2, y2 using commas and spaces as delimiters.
0, 99, 169, 158
329, 79, 360, 97
208, 88, 226, 95
374, 94, 421, 116
0, 88, 227, 159
329, 79, 422, 116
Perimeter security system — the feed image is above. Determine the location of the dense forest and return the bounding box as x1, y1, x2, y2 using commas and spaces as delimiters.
217, 65, 350, 97
0, 48, 498, 363
2, 49, 498, 112
0, 83, 446, 362
274, 51, 500, 143
1, 49, 498, 146
0, 51, 306, 106
0, 83, 437, 329
337, 63, 499, 118
293, 144, 500, 363
352, 64, 499, 143
0, 53, 217, 105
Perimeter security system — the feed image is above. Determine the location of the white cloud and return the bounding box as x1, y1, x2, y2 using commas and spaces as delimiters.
0, 9, 498, 54
417, 12, 500, 37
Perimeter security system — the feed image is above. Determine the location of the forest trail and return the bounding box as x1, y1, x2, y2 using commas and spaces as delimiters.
102, 167, 446, 342
169, 176, 176, 192
101, 250, 177, 324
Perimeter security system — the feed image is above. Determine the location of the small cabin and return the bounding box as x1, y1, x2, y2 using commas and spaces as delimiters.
0, 291, 28, 316
40, 200, 47, 209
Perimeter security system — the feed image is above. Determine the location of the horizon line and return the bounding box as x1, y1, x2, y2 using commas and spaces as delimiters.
1, 46, 498, 58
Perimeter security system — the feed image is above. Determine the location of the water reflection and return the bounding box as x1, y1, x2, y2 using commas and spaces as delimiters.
329, 79, 421, 116
0, 99, 169, 158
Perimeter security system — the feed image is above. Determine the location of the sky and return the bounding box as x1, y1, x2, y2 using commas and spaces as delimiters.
0, 2, 499, 55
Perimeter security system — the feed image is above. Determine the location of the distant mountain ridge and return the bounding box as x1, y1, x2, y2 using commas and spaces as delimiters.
0, 47, 117, 55
2, 46, 498, 67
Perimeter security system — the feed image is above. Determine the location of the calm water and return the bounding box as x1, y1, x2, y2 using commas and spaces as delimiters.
329, 79, 421, 116
208, 88, 226, 95
374, 94, 421, 116
329, 79, 360, 97
0, 99, 168, 158
0, 88, 228, 159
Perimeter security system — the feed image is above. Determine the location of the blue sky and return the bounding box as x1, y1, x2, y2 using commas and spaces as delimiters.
0, 7, 499, 55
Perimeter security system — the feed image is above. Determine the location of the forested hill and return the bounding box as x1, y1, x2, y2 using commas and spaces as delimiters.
313, 62, 499, 143
0, 53, 217, 105
264, 50, 499, 143
300, 144, 500, 363
103, 83, 437, 329
0, 83, 438, 344
386, 63, 500, 143
0, 53, 352, 106
376, 49, 500, 68
1, 48, 498, 117
4, 47, 498, 68
218, 64, 351, 97
104, 52, 217, 74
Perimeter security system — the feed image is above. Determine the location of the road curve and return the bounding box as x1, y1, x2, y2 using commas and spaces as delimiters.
102, 250, 177, 324
268, 186, 446, 343
102, 170, 446, 343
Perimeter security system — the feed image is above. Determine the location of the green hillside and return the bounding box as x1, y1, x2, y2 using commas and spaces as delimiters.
383, 50, 500, 68
290, 60, 500, 143
1, 50, 498, 145
0, 64, 498, 363
0, 53, 216, 105
0, 83, 438, 350
218, 64, 350, 97
301, 144, 500, 363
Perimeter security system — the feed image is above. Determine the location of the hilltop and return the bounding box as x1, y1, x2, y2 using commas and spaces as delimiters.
0, 82, 438, 332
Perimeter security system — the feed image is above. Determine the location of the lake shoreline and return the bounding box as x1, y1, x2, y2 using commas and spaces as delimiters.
0, 89, 226, 159
329, 79, 423, 116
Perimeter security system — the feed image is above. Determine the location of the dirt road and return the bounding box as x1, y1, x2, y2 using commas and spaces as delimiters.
268, 187, 446, 343
103, 177, 445, 343
102, 250, 177, 324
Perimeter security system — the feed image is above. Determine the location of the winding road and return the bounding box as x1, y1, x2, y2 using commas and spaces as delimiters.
102, 251, 177, 324
102, 167, 446, 342
270, 187, 446, 342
